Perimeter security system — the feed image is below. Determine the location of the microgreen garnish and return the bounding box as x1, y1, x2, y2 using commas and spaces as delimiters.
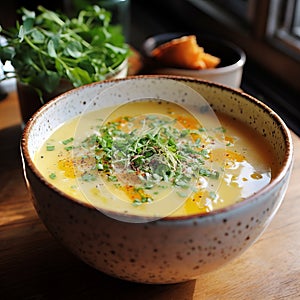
64, 146, 74, 151
46, 145, 55, 151
215, 126, 226, 133
62, 137, 74, 145
107, 175, 118, 182
94, 114, 219, 206
49, 172, 56, 179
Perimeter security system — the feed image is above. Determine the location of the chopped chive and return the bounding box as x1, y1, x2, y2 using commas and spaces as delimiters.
64, 146, 74, 151
62, 137, 74, 145
49, 173, 56, 179
132, 199, 142, 206
46, 145, 55, 151
107, 175, 118, 182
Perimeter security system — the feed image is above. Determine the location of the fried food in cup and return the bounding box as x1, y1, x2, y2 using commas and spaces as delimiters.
151, 35, 220, 70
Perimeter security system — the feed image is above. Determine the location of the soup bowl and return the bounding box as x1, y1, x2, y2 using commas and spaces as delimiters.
21, 75, 293, 284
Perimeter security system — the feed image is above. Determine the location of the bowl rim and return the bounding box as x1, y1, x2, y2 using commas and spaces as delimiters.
105, 56, 128, 78
143, 32, 246, 75
21, 75, 294, 222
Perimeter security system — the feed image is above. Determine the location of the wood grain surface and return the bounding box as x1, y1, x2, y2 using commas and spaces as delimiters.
0, 92, 299, 300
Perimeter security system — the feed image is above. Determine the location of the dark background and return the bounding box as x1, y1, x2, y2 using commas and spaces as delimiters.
1, 0, 299, 134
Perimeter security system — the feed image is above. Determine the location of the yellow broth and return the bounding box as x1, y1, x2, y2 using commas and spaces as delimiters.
34, 100, 275, 217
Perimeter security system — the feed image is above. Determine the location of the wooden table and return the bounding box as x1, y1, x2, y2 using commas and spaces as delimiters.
0, 92, 299, 300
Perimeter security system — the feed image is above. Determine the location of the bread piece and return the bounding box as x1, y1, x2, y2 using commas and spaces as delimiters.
151, 35, 220, 70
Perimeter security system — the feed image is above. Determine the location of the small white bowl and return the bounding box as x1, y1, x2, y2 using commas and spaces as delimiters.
143, 33, 246, 88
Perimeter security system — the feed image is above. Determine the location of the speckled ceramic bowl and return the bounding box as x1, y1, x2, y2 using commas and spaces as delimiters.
143, 33, 246, 88
21, 75, 293, 284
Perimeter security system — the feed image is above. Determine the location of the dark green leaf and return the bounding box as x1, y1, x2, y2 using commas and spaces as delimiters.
31, 29, 45, 44
23, 18, 34, 33
31, 71, 60, 93
66, 67, 91, 87
55, 59, 64, 74
0, 47, 15, 62
47, 40, 57, 58
64, 41, 83, 58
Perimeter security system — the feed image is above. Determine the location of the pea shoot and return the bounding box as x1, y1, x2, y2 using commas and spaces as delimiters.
0, 5, 129, 101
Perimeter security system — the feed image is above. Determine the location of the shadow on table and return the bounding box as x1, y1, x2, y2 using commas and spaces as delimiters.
0, 219, 197, 300
0, 124, 23, 170
0, 125, 197, 300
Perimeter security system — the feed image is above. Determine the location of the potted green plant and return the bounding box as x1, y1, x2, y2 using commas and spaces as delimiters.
0, 5, 129, 123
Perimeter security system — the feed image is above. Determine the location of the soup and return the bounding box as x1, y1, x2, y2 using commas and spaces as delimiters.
34, 99, 275, 217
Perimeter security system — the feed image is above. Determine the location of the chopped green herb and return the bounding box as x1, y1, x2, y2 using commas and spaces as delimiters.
62, 137, 74, 145
132, 199, 142, 207
81, 173, 96, 182
215, 126, 226, 133
107, 175, 118, 182
49, 173, 56, 179
46, 145, 55, 151
93, 113, 220, 206
64, 146, 74, 151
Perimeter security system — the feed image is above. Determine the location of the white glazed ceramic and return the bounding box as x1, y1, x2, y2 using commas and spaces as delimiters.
143, 33, 246, 88
21, 75, 293, 284
106, 57, 128, 79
